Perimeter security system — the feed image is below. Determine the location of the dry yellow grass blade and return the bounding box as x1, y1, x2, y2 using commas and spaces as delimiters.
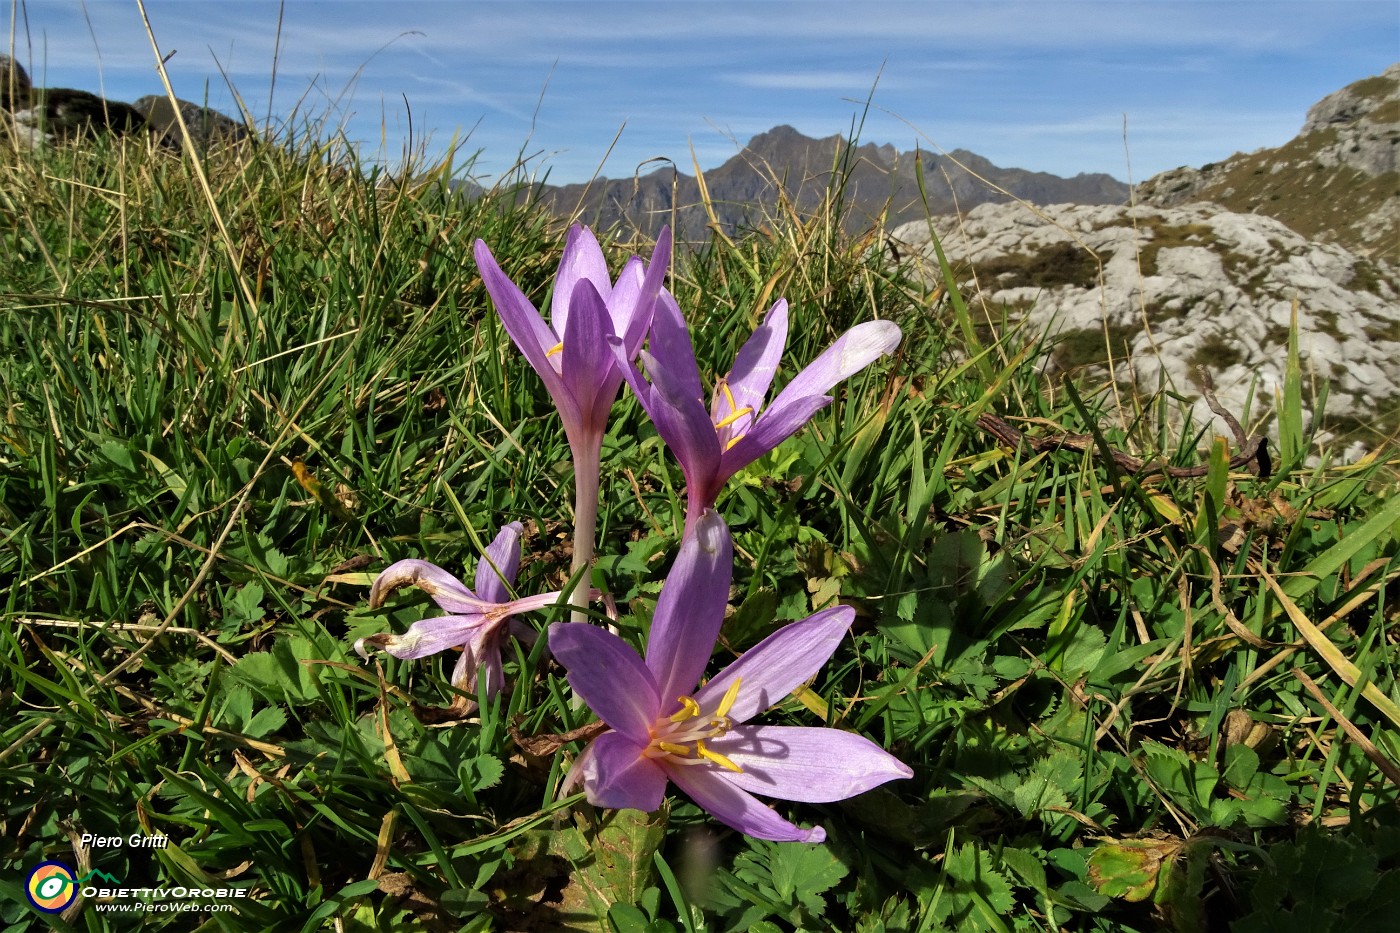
1260, 567, 1400, 730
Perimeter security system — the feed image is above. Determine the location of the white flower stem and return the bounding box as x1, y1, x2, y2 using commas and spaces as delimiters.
568, 435, 602, 624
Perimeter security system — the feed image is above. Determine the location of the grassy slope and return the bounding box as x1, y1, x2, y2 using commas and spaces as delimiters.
1, 129, 1398, 932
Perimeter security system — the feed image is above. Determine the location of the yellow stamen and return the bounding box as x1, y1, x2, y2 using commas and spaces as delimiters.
720, 381, 738, 412
715, 678, 743, 718
545, 341, 564, 357
724, 435, 744, 452
696, 740, 743, 773
669, 696, 701, 722
713, 406, 754, 430
656, 741, 691, 757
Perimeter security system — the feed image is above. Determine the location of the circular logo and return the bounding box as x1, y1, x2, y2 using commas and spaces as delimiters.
25, 861, 78, 914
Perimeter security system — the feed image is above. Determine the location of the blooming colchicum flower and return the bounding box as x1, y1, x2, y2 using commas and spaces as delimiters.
474, 226, 672, 618
549, 511, 913, 843
357, 522, 570, 701
616, 292, 901, 529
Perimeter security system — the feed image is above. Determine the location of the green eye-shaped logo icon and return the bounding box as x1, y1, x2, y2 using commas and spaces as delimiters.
25, 861, 78, 913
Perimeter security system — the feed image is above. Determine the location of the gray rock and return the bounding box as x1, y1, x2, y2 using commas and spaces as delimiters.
0, 53, 155, 147
131, 96, 247, 151
891, 201, 1400, 448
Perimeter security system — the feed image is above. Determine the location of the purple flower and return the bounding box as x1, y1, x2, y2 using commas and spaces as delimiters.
617, 293, 900, 528
549, 511, 912, 843
473, 224, 671, 459
357, 522, 570, 699
474, 225, 672, 616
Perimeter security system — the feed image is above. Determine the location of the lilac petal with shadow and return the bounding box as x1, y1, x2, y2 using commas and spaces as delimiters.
560, 278, 618, 431
645, 291, 705, 403
765, 320, 901, 412
719, 393, 832, 481
473, 240, 567, 389
667, 765, 825, 843
694, 607, 853, 723
722, 299, 789, 427
370, 559, 485, 615
611, 228, 672, 356
708, 725, 914, 802
619, 346, 721, 499
550, 225, 612, 338
369, 614, 480, 660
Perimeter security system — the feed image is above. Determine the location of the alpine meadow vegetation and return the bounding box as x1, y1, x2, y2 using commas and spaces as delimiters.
2, 94, 1398, 933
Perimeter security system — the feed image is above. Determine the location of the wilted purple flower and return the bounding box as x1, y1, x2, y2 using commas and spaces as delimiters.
549, 511, 912, 843
617, 293, 900, 528
474, 226, 672, 616
357, 522, 571, 699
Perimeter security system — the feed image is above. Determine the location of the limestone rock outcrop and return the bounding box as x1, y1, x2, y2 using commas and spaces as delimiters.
891, 201, 1399, 447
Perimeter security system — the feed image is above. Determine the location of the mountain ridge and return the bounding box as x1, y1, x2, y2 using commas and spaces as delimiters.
520, 124, 1129, 240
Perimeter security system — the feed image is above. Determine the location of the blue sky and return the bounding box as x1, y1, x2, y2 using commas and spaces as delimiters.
9, 1, 1398, 185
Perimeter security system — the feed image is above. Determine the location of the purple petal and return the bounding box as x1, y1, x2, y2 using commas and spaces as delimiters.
447, 631, 488, 695
693, 606, 854, 723
707, 725, 913, 802
646, 290, 704, 403
551, 225, 612, 339
561, 278, 620, 433
764, 320, 901, 413
474, 522, 524, 604
719, 299, 789, 433
578, 731, 669, 811
627, 347, 722, 505
645, 510, 733, 704
369, 559, 487, 615
474, 240, 566, 386
608, 229, 672, 358
620, 226, 673, 356
548, 622, 660, 744
363, 614, 482, 660
667, 765, 825, 843
716, 392, 831, 486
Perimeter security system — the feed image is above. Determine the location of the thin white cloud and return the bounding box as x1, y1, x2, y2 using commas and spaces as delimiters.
726, 71, 903, 92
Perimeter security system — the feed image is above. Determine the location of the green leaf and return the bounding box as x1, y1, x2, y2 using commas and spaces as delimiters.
552, 805, 669, 929
1088, 838, 1180, 902
944, 841, 1016, 924
227, 581, 266, 624
244, 705, 287, 738
1140, 740, 1217, 816
766, 840, 848, 915
608, 904, 650, 933
460, 754, 504, 793
1222, 743, 1260, 791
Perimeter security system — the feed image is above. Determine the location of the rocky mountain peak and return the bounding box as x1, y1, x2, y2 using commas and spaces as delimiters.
1300, 61, 1400, 141
1136, 63, 1399, 262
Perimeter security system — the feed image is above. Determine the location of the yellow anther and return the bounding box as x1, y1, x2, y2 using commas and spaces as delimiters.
720, 381, 738, 412
696, 740, 744, 773
713, 406, 754, 430
724, 435, 744, 452
656, 741, 691, 757
715, 678, 743, 718
669, 696, 701, 722
545, 341, 564, 357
